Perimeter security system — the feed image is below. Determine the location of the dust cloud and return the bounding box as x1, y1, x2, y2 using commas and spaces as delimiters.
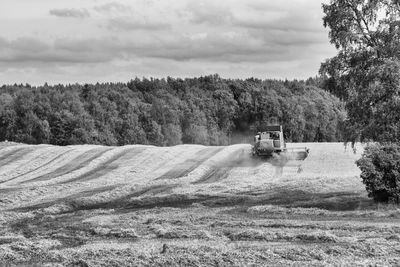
206, 146, 304, 178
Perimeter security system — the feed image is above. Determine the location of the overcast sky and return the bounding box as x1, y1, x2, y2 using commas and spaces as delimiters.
0, 0, 336, 85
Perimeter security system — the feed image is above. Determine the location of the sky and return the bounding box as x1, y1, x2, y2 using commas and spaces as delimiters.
0, 0, 337, 85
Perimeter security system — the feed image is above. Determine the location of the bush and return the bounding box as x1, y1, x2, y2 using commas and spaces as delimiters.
356, 143, 400, 203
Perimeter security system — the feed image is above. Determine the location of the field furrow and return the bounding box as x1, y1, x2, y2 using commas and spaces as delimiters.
0, 149, 74, 184
62, 147, 147, 183
0, 147, 34, 166
156, 147, 223, 180
21, 147, 112, 184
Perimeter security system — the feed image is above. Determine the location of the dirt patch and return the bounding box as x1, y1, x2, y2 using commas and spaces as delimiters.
12, 185, 120, 212
9, 212, 91, 249
9, 187, 375, 215
192, 167, 231, 184
256, 189, 374, 211
128, 184, 178, 197
69, 184, 181, 211
201, 189, 374, 212
11, 184, 181, 214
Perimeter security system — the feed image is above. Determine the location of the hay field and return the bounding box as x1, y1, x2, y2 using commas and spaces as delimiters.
0, 142, 399, 266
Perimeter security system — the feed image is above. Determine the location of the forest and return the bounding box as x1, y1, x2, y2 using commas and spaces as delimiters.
0, 75, 345, 146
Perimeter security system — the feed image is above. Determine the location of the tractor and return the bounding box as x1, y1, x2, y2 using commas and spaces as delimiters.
252, 125, 309, 172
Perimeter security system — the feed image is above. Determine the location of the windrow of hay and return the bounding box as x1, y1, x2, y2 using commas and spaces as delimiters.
224, 229, 339, 243
247, 205, 400, 218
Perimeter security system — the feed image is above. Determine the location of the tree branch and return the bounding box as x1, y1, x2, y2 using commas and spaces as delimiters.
347, 2, 377, 48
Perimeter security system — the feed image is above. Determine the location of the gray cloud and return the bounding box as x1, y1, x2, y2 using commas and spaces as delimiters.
0, 34, 270, 65
0, 0, 337, 85
7, 37, 51, 52
183, 1, 233, 25
0, 23, 332, 67
93, 2, 170, 32
107, 17, 171, 31
246, 0, 324, 13
43, 1, 328, 64
179, 0, 328, 53
136, 35, 310, 63
233, 13, 325, 33
93, 2, 133, 15
49, 8, 90, 18
0, 37, 111, 63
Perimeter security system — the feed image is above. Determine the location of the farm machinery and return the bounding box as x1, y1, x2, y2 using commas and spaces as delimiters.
252, 125, 309, 172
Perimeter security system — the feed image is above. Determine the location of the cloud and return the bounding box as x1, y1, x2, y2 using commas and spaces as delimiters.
0, 0, 337, 85
176, 0, 328, 58
182, 1, 233, 25
245, 0, 325, 13
49, 8, 90, 18
0, 21, 333, 67
233, 12, 325, 33
0, 37, 111, 64
0, 33, 280, 66
0, 37, 49, 61
107, 17, 171, 31
93, 2, 133, 15
6, 37, 50, 52
92, 2, 169, 32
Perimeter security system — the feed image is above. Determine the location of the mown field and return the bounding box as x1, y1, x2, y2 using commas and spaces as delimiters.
0, 142, 399, 266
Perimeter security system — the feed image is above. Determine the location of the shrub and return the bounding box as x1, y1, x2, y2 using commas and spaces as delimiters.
356, 143, 400, 203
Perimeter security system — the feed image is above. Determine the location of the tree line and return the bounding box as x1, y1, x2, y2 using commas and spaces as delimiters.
0, 75, 345, 146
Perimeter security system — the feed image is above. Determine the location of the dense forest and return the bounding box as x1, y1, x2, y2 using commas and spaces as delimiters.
0, 75, 345, 146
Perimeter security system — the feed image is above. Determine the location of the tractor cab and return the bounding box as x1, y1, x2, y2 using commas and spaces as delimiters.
253, 125, 286, 157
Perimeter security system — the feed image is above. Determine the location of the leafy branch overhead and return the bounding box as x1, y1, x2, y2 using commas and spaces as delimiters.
320, 0, 400, 143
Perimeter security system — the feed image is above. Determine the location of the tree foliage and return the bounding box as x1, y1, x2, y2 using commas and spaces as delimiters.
0, 76, 345, 146
320, 0, 400, 143
356, 143, 400, 203
321, 0, 400, 203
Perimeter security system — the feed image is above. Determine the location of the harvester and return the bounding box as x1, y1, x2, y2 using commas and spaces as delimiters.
252, 125, 309, 172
